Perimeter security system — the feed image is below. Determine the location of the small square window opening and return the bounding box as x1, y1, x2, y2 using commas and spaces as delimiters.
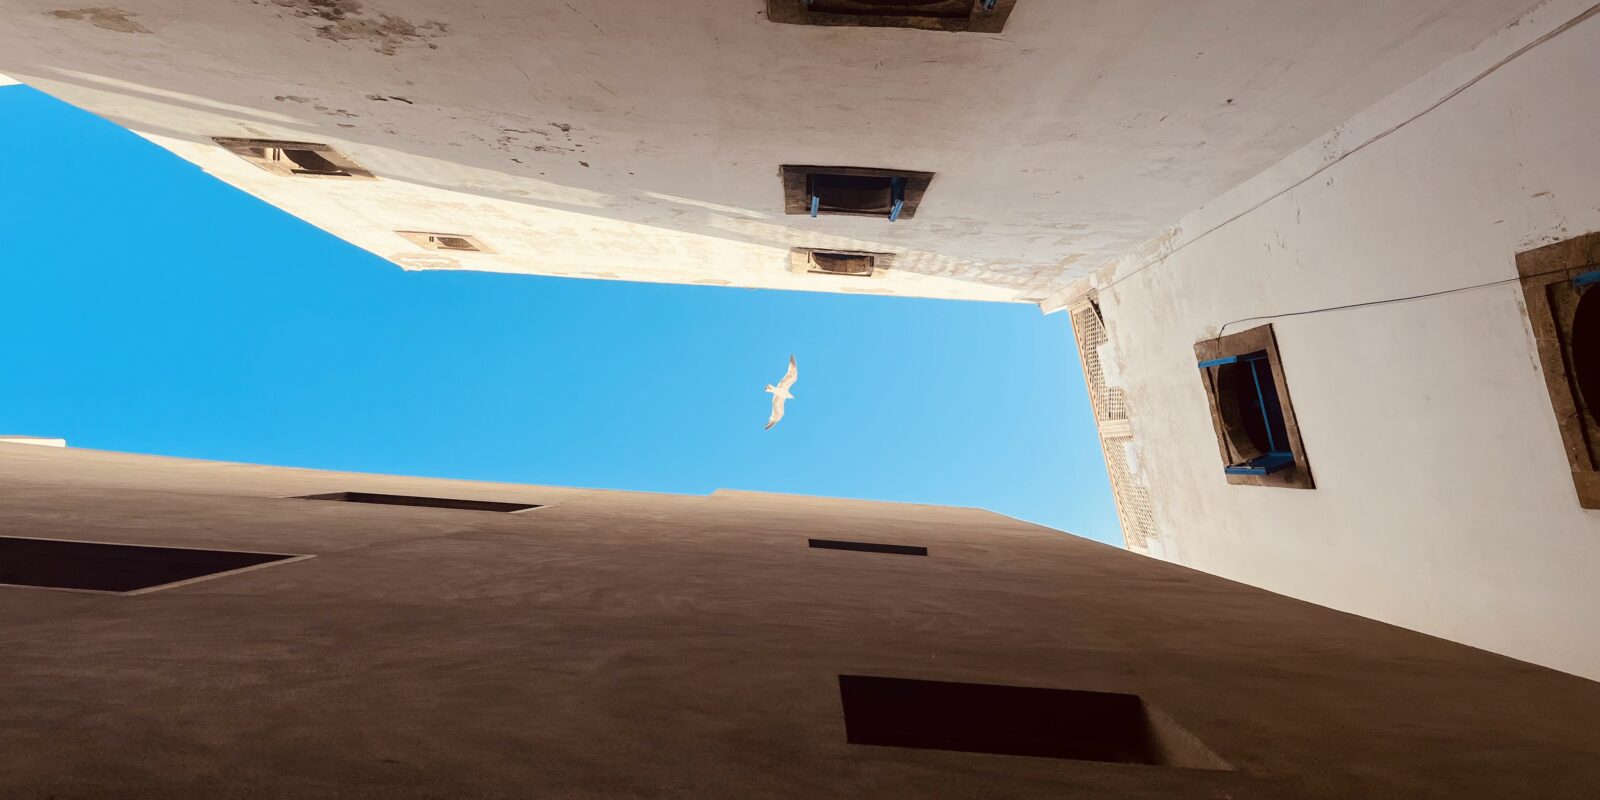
837, 675, 1231, 769
396, 231, 494, 254
1199, 351, 1292, 476
0, 536, 302, 594
766, 0, 1017, 32
808, 538, 927, 556
780, 166, 934, 221
1195, 324, 1313, 489
293, 492, 538, 513
213, 137, 375, 180
1516, 231, 1600, 507
789, 248, 892, 278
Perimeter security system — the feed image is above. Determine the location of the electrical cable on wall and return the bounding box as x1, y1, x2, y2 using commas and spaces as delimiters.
1098, 1, 1600, 296
1215, 266, 1578, 336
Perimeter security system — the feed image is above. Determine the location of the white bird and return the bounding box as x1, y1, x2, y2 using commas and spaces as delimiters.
764, 355, 798, 430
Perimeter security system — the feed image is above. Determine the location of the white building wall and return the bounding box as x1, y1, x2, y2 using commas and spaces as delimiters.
0, 0, 1539, 303
1078, 0, 1600, 680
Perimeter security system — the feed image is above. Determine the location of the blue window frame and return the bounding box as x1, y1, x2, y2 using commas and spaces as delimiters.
1198, 351, 1295, 476
806, 173, 907, 221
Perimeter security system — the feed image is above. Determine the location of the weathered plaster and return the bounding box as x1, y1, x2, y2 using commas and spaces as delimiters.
1, 0, 1541, 301
1078, 0, 1600, 680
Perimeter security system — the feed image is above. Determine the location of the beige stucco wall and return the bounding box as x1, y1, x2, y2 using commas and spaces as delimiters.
1, 443, 1599, 797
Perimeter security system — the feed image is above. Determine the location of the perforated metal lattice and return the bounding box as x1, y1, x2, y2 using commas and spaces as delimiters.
1071, 306, 1128, 421
1069, 301, 1159, 552
1101, 436, 1158, 551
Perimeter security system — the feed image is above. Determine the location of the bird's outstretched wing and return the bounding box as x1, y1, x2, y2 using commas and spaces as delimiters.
765, 395, 787, 430
776, 355, 798, 391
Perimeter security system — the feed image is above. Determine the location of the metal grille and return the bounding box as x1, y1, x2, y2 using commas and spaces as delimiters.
1071, 305, 1128, 421
1069, 300, 1160, 552
1100, 436, 1158, 551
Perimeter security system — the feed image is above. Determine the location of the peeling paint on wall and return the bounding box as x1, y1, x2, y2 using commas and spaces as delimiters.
47, 7, 150, 34
266, 0, 447, 55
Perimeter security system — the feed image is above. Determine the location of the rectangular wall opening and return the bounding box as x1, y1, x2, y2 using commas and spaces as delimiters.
1195, 323, 1314, 489
838, 675, 1231, 769
212, 137, 375, 180
780, 165, 935, 221
809, 538, 927, 556
766, 0, 1017, 32
281, 148, 351, 176
294, 492, 539, 513
811, 252, 875, 276
789, 247, 891, 278
1518, 231, 1600, 507
0, 536, 299, 594
396, 231, 494, 253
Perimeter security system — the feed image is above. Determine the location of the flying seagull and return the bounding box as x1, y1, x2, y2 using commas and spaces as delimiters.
764, 355, 798, 430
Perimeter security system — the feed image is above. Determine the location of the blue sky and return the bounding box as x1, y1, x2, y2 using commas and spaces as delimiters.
0, 84, 1120, 544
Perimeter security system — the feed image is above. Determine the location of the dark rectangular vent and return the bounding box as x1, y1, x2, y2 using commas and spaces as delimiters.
766, 0, 1017, 32
809, 538, 927, 556
838, 675, 1231, 769
212, 137, 375, 180
781, 165, 935, 221
0, 536, 298, 594
810, 0, 970, 18
295, 492, 539, 513
790, 247, 890, 277
397, 231, 494, 254
811, 251, 875, 276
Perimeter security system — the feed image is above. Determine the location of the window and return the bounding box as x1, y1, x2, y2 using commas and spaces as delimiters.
780, 166, 934, 221
396, 231, 494, 253
213, 137, 375, 179
293, 492, 539, 513
789, 248, 891, 277
837, 675, 1230, 769
0, 536, 301, 594
765, 0, 1017, 32
810, 251, 874, 276
1195, 324, 1314, 489
808, 538, 927, 556
1517, 231, 1600, 508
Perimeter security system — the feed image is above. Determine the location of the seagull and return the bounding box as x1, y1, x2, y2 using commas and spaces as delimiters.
764, 355, 798, 430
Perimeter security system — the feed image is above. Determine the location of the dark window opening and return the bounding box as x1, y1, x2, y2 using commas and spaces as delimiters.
809, 538, 927, 556
766, 0, 1015, 32
430, 236, 477, 251
212, 137, 375, 180
838, 675, 1231, 769
1194, 324, 1312, 489
1517, 235, 1600, 508
279, 148, 351, 176
294, 492, 539, 513
808, 0, 974, 19
781, 166, 934, 221
1572, 275, 1599, 421
396, 231, 493, 254
0, 536, 297, 594
810, 251, 876, 276
1203, 351, 1292, 476
808, 174, 904, 220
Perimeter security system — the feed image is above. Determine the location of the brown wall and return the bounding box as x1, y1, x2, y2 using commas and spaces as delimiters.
1, 443, 1596, 798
